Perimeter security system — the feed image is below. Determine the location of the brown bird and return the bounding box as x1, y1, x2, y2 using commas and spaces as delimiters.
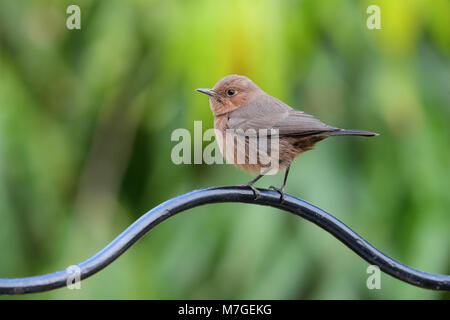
197, 75, 378, 201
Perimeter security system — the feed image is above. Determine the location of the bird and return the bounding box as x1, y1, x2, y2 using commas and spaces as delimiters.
196, 75, 378, 201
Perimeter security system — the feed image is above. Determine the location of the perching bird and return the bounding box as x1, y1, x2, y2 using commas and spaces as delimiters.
196, 75, 378, 201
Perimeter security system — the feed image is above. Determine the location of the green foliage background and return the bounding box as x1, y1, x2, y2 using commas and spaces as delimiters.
0, 0, 449, 299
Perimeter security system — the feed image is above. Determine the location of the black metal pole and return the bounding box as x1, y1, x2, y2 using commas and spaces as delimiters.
1, 186, 449, 294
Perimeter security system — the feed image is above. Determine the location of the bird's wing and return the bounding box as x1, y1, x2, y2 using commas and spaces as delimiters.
271, 109, 337, 136
227, 96, 337, 136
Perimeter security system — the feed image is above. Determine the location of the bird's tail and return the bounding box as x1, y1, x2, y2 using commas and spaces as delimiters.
326, 129, 379, 137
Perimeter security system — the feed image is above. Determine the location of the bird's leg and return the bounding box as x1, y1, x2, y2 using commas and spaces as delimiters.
269, 165, 291, 202
238, 174, 264, 199
238, 167, 272, 199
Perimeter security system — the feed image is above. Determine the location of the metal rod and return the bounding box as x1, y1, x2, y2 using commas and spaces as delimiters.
1, 186, 449, 294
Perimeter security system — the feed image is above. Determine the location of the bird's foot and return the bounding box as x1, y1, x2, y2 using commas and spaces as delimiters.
269, 185, 286, 203
238, 183, 261, 200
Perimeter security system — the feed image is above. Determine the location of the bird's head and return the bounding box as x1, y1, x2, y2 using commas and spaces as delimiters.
196, 75, 261, 116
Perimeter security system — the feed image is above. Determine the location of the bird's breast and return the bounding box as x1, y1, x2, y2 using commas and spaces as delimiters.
213, 115, 285, 175
213, 115, 231, 162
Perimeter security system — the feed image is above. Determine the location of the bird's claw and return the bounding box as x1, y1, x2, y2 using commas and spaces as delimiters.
238, 183, 261, 200
269, 185, 285, 202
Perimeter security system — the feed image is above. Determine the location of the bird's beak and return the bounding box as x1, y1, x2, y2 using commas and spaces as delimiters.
196, 88, 217, 96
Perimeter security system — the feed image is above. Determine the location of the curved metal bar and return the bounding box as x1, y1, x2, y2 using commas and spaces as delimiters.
1, 186, 449, 294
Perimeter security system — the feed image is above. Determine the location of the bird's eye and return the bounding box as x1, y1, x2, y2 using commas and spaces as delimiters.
227, 89, 236, 96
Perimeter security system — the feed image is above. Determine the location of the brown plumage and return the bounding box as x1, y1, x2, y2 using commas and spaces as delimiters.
197, 75, 378, 201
